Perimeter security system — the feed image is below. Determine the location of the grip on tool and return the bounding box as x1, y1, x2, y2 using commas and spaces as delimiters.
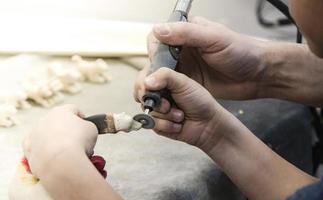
143, 89, 174, 111
142, 1, 192, 115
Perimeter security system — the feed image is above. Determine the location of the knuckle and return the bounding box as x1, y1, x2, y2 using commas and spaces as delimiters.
159, 67, 172, 76
85, 120, 98, 132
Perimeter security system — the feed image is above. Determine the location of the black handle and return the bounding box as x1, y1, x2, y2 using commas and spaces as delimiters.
85, 114, 115, 135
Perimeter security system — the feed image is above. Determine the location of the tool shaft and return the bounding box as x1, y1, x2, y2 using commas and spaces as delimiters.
143, 0, 193, 113
174, 0, 193, 14
135, 0, 193, 129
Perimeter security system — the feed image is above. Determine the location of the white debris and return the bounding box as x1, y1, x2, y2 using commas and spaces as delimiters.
19, 76, 64, 108
0, 54, 111, 128
0, 89, 30, 110
72, 55, 111, 83
0, 104, 18, 128
47, 62, 82, 94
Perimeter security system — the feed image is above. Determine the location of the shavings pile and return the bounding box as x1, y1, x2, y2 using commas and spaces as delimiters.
0, 54, 111, 128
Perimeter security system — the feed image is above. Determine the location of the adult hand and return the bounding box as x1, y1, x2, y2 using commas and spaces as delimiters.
143, 67, 239, 153
134, 16, 267, 102
23, 105, 98, 177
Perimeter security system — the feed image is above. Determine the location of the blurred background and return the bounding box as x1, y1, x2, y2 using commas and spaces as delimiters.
0, 0, 296, 56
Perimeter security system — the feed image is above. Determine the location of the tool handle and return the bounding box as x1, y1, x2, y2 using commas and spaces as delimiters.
144, 10, 188, 109
150, 10, 188, 73
143, 89, 174, 111
85, 114, 113, 135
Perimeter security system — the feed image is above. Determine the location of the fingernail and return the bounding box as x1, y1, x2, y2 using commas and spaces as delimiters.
174, 111, 184, 121
172, 123, 182, 132
145, 76, 157, 87
154, 24, 171, 36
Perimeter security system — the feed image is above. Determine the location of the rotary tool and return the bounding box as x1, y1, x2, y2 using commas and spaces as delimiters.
133, 0, 193, 129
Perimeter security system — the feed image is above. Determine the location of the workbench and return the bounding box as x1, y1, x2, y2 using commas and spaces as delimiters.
0, 58, 313, 200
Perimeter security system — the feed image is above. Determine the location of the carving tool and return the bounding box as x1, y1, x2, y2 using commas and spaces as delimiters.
133, 0, 193, 129
85, 113, 142, 134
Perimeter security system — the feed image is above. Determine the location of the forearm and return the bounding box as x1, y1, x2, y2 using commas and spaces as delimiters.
259, 42, 323, 106
206, 111, 318, 200
38, 148, 122, 200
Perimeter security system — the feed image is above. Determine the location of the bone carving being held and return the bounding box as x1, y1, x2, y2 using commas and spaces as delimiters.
96, 113, 142, 134
113, 113, 142, 132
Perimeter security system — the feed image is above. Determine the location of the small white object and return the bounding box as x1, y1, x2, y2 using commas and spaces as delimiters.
0, 104, 18, 128
71, 55, 111, 83
113, 113, 142, 132
238, 110, 244, 115
47, 62, 82, 94
20, 77, 64, 108
0, 89, 30, 110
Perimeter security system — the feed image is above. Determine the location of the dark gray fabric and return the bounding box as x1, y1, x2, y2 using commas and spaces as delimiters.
287, 179, 323, 200
219, 99, 314, 174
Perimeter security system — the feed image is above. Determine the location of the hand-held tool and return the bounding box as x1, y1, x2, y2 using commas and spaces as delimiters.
85, 113, 142, 134
133, 0, 193, 129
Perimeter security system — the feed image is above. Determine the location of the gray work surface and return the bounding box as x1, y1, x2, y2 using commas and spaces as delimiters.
0, 59, 313, 200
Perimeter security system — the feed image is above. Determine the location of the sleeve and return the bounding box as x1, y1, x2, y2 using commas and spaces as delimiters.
287, 179, 323, 200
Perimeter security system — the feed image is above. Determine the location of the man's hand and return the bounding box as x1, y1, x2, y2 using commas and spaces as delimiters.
23, 105, 98, 177
143, 67, 238, 153
135, 16, 267, 102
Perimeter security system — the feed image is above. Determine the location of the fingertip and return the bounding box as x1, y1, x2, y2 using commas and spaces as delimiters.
153, 23, 171, 37
171, 109, 185, 123
171, 123, 182, 133
157, 98, 171, 114
154, 118, 182, 133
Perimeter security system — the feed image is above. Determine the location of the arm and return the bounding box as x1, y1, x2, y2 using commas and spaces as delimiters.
259, 42, 323, 106
206, 110, 318, 200
141, 68, 319, 200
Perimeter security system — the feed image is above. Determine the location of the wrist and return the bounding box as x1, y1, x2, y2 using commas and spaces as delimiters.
198, 105, 244, 155
35, 146, 86, 179
255, 42, 323, 106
